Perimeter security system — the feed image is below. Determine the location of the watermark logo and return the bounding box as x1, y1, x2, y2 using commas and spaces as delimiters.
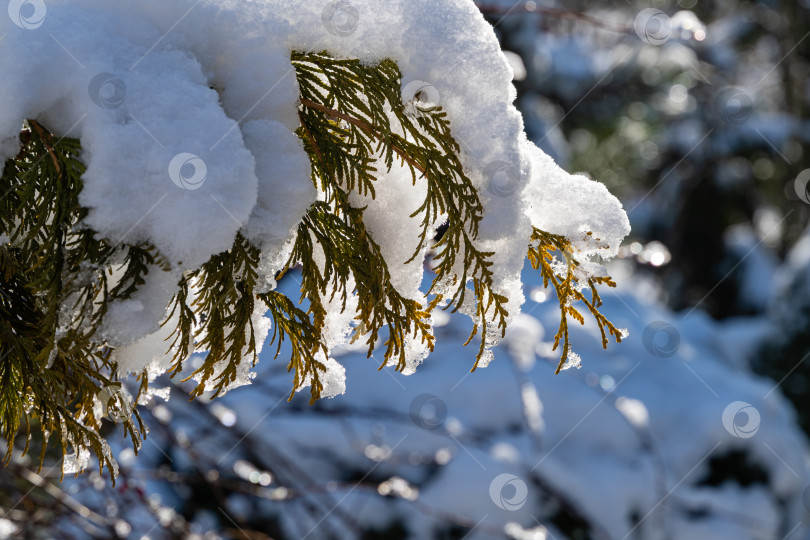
409, 393, 447, 431
722, 401, 760, 439
8, 0, 46, 29
169, 153, 207, 191
98, 385, 133, 423
794, 169, 810, 205
88, 73, 127, 110
484, 160, 522, 197
402, 80, 440, 118
642, 321, 680, 358
321, 1, 359, 37
634, 9, 672, 46
489, 473, 528, 511
714, 87, 753, 126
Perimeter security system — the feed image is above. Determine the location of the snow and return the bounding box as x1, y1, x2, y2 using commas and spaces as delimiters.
347, 157, 429, 303
0, 0, 630, 389
724, 224, 780, 312
297, 352, 347, 399
4, 2, 799, 538
523, 141, 631, 262
87, 266, 810, 540
241, 119, 314, 260
0, 518, 17, 540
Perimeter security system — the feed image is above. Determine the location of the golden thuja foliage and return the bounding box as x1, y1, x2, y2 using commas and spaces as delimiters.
0, 53, 621, 479
528, 228, 624, 373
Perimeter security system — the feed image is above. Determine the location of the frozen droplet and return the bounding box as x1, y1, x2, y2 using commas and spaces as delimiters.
63, 447, 91, 474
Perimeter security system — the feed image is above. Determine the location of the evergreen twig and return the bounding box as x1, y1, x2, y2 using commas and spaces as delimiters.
0, 52, 623, 479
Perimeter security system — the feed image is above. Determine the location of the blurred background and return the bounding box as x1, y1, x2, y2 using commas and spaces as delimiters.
2, 1, 810, 538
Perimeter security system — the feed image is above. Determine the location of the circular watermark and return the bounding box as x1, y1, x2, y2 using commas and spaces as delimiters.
98, 385, 133, 424
409, 393, 447, 431
484, 160, 522, 198
794, 169, 810, 205
642, 321, 680, 358
88, 73, 127, 110
321, 1, 359, 37
714, 87, 753, 126
722, 401, 760, 439
8, 0, 46, 29
489, 473, 528, 511
169, 153, 207, 191
402, 80, 440, 119
634, 9, 672, 46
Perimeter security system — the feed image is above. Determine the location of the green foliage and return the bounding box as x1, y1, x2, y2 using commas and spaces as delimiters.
173, 233, 263, 399
0, 120, 145, 479
291, 51, 507, 371
0, 52, 621, 479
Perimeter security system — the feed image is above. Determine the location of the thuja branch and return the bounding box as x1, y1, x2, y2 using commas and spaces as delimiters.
528, 228, 624, 373
299, 98, 428, 177
0, 52, 626, 480
0, 120, 145, 479
292, 51, 509, 369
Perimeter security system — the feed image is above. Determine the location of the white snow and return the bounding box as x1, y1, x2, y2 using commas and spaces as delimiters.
523, 140, 631, 262
0, 518, 17, 540
92, 266, 810, 540
1, 1, 628, 392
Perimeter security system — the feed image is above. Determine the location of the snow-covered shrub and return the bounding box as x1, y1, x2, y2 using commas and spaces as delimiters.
757, 227, 810, 435
0, 1, 629, 476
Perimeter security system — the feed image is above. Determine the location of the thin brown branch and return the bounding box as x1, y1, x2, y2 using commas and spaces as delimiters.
27, 119, 61, 174
299, 97, 428, 177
